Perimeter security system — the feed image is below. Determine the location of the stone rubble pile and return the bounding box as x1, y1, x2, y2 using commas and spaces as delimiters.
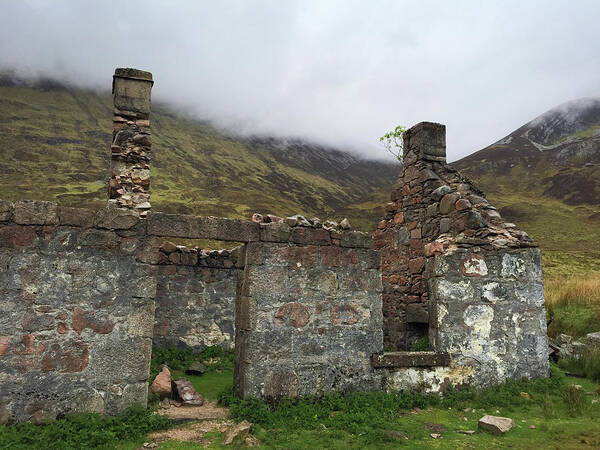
548, 331, 600, 361
374, 121, 541, 350
250, 213, 357, 246
149, 364, 204, 407
251, 212, 352, 231
157, 241, 242, 269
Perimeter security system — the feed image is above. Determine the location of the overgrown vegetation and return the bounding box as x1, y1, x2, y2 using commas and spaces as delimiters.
409, 335, 430, 351
558, 347, 600, 382
215, 365, 600, 448
545, 272, 600, 338
379, 125, 406, 162
150, 345, 234, 381
0, 407, 171, 450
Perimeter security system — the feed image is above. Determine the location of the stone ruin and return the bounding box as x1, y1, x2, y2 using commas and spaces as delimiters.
0, 68, 549, 424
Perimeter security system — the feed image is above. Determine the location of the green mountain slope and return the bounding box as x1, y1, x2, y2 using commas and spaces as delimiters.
452, 98, 600, 276
0, 76, 399, 229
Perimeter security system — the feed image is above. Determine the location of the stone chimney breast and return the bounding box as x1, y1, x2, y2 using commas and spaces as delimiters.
403, 122, 446, 164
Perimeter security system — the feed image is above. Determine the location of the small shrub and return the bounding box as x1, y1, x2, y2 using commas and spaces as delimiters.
197, 345, 235, 372
409, 335, 430, 351
149, 347, 195, 381
217, 385, 237, 407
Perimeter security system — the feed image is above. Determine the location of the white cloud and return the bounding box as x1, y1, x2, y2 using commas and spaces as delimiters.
1, 0, 599, 161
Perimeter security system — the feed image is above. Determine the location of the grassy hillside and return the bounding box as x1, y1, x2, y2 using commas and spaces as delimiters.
2, 79, 599, 278
0, 78, 398, 226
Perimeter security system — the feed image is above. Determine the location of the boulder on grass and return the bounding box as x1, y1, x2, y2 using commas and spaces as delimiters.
185, 361, 206, 376
478, 415, 514, 435
586, 331, 600, 348
149, 365, 172, 398
172, 379, 204, 406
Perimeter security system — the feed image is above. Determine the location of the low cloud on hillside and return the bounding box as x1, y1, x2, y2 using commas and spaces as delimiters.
1, 0, 599, 161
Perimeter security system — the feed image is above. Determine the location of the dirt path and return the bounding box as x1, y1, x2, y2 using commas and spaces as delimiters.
143, 401, 258, 447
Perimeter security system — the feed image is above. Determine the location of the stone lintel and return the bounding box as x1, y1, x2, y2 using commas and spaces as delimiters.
371, 351, 450, 368
147, 212, 259, 242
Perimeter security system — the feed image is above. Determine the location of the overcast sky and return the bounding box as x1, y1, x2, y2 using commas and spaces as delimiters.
1, 0, 599, 161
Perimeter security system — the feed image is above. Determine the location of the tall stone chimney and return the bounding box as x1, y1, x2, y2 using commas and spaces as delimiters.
402, 122, 446, 166
109, 68, 154, 216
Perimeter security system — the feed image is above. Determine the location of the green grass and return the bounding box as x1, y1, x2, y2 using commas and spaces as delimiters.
0, 83, 398, 229
558, 347, 600, 382
0, 407, 171, 450
547, 303, 600, 339
149, 345, 235, 402
208, 365, 600, 449
3, 363, 599, 449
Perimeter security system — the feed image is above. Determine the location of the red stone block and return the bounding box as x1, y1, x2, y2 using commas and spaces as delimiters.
408, 257, 425, 274
455, 198, 472, 211
332, 304, 359, 325
321, 246, 359, 267
72, 308, 115, 335
424, 241, 445, 257
275, 303, 310, 328
0, 225, 38, 248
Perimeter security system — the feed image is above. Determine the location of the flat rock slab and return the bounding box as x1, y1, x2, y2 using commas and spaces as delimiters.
478, 415, 514, 435
172, 379, 204, 406
157, 401, 229, 421
148, 419, 233, 445
222, 420, 252, 445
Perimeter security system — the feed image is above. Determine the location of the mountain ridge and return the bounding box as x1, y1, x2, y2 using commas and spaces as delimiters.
0, 77, 398, 231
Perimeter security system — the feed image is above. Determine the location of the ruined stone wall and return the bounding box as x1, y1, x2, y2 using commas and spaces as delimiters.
428, 247, 549, 387
374, 121, 548, 386
0, 200, 155, 424
374, 122, 539, 351
152, 244, 244, 351
235, 223, 383, 402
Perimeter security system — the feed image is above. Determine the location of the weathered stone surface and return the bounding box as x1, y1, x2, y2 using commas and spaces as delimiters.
14, 200, 58, 225
260, 222, 291, 242
153, 264, 239, 351
341, 231, 372, 248
173, 379, 204, 406
478, 415, 514, 435
0, 222, 155, 422
440, 193, 460, 214
186, 361, 206, 376
406, 303, 428, 323
371, 352, 450, 368
95, 205, 139, 230
58, 206, 96, 227
0, 225, 38, 248
148, 213, 259, 242
429, 248, 548, 388
290, 227, 331, 245
0, 200, 14, 221
586, 332, 600, 347
150, 365, 173, 398
235, 240, 383, 400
